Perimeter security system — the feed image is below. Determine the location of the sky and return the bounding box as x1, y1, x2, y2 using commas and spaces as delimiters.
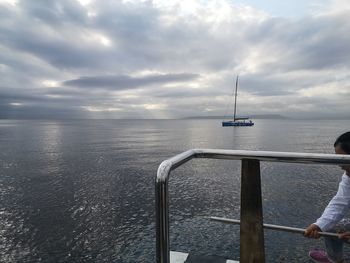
1, 0, 350, 119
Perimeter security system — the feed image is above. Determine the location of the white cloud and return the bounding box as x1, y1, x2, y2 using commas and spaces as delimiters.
76, 0, 92, 6
81, 106, 122, 112
298, 85, 346, 98
9, 102, 22, 106
41, 80, 60, 87
142, 103, 167, 110
326, 0, 350, 14
0, 0, 18, 6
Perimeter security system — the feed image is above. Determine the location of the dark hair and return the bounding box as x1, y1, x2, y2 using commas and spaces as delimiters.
334, 131, 350, 154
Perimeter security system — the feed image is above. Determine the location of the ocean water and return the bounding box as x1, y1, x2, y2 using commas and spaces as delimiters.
0, 119, 350, 262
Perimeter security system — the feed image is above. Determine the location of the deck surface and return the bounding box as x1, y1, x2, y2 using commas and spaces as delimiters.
170, 251, 239, 263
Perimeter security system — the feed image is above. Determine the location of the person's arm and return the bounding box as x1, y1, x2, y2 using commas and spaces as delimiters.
305, 174, 350, 238
315, 174, 350, 232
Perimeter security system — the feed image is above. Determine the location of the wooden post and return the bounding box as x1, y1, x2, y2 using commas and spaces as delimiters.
240, 159, 265, 263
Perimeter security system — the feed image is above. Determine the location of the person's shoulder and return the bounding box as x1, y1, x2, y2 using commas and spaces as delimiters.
341, 173, 350, 184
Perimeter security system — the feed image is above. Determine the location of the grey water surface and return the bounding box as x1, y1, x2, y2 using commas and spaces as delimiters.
0, 119, 350, 262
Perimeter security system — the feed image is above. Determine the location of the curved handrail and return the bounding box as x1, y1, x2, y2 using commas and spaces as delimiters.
155, 149, 350, 263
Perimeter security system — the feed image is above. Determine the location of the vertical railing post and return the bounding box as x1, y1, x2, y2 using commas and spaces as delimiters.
240, 159, 265, 263
156, 177, 170, 263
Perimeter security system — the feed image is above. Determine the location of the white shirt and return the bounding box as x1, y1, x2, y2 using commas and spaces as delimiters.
315, 172, 350, 231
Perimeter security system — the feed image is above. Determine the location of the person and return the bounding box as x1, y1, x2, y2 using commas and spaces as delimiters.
304, 131, 350, 263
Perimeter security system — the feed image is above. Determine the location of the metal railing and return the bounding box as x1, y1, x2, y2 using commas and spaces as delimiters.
155, 149, 350, 263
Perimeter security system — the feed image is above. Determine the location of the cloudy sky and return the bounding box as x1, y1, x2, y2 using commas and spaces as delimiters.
1, 0, 350, 119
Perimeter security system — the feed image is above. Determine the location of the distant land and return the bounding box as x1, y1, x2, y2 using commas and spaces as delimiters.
185, 114, 290, 120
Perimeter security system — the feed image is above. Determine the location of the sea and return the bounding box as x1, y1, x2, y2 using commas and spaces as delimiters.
0, 119, 350, 262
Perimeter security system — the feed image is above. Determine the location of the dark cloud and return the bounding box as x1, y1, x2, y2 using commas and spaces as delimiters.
0, 91, 42, 105
20, 0, 88, 26
63, 73, 199, 90
0, 104, 85, 119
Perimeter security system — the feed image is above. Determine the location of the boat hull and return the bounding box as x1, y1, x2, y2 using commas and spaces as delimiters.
222, 121, 254, 127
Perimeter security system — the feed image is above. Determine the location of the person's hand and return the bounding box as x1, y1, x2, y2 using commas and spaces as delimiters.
304, 224, 321, 239
339, 232, 350, 240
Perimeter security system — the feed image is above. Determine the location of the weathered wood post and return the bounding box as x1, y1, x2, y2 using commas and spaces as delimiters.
240, 159, 265, 263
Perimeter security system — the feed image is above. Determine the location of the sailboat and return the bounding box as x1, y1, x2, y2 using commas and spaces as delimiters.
222, 76, 254, 127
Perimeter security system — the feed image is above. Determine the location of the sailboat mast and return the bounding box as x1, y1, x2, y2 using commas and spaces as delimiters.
233, 76, 238, 121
